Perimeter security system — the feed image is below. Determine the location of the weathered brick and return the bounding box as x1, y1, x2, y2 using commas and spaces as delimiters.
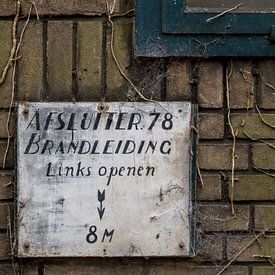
229, 61, 254, 109
258, 60, 275, 109
0, 265, 37, 275
197, 204, 250, 231
17, 21, 43, 102
166, 60, 192, 101
252, 144, 275, 170
255, 206, 275, 232
0, 142, 14, 169
0, 112, 15, 139
0, 204, 11, 230
227, 236, 275, 262
106, 18, 133, 100
47, 21, 73, 101
21, 0, 122, 16
231, 113, 275, 139
0, 235, 10, 260
45, 264, 248, 275
0, 21, 13, 108
0, 173, 13, 200
198, 61, 223, 108
229, 175, 275, 201
147, 266, 247, 275
195, 234, 223, 261
197, 174, 222, 201
77, 20, 102, 101
0, 1, 15, 16
199, 113, 224, 139
198, 144, 248, 170
252, 267, 275, 275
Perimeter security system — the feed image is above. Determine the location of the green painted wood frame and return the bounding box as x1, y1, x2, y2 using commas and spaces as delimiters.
136, 0, 275, 57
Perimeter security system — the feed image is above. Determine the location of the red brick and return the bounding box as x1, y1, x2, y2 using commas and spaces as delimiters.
166, 60, 192, 101
198, 144, 249, 170
258, 60, 275, 109
198, 61, 223, 108
199, 113, 224, 139
77, 20, 102, 101
197, 174, 222, 200
17, 21, 43, 102
47, 21, 73, 101
229, 61, 254, 109
197, 204, 250, 231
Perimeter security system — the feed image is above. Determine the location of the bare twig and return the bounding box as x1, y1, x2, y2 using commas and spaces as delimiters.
226, 60, 236, 216
29, 1, 40, 20
0, 0, 21, 86
190, 126, 204, 189
243, 131, 275, 150
217, 230, 266, 275
239, 68, 254, 110
111, 8, 135, 17
259, 72, 275, 91
7, 205, 16, 275
196, 161, 205, 189
206, 3, 243, 23
253, 166, 275, 178
256, 105, 275, 129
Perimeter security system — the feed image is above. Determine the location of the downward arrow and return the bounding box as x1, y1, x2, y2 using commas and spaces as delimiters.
97, 207, 105, 220
97, 190, 106, 220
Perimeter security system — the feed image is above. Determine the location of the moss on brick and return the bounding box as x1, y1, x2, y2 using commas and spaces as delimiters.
0, 21, 13, 108
252, 144, 275, 169
229, 175, 275, 201
198, 144, 248, 170
106, 18, 133, 100
231, 113, 275, 139
77, 20, 102, 101
255, 206, 275, 232
252, 267, 275, 275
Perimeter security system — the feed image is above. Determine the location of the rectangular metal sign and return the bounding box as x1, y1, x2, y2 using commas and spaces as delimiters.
17, 102, 193, 257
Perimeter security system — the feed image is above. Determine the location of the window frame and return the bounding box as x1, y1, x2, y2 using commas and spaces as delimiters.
136, 0, 275, 57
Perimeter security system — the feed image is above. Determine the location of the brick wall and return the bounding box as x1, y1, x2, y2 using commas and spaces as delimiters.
0, 1, 274, 274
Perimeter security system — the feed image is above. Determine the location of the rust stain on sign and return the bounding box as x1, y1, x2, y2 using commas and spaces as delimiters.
17, 102, 193, 257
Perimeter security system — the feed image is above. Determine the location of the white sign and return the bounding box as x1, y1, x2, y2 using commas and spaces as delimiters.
17, 102, 193, 257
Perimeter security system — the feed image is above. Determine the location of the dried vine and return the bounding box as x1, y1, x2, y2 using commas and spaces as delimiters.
3, 1, 34, 169
226, 60, 236, 216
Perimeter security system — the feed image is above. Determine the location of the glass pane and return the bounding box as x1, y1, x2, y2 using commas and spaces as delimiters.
187, 0, 275, 12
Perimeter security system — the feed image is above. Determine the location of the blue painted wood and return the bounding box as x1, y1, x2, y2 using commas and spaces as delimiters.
136, 0, 275, 57
163, 0, 275, 34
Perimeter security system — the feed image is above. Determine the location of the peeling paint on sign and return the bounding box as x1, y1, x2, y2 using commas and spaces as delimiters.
17, 102, 193, 257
